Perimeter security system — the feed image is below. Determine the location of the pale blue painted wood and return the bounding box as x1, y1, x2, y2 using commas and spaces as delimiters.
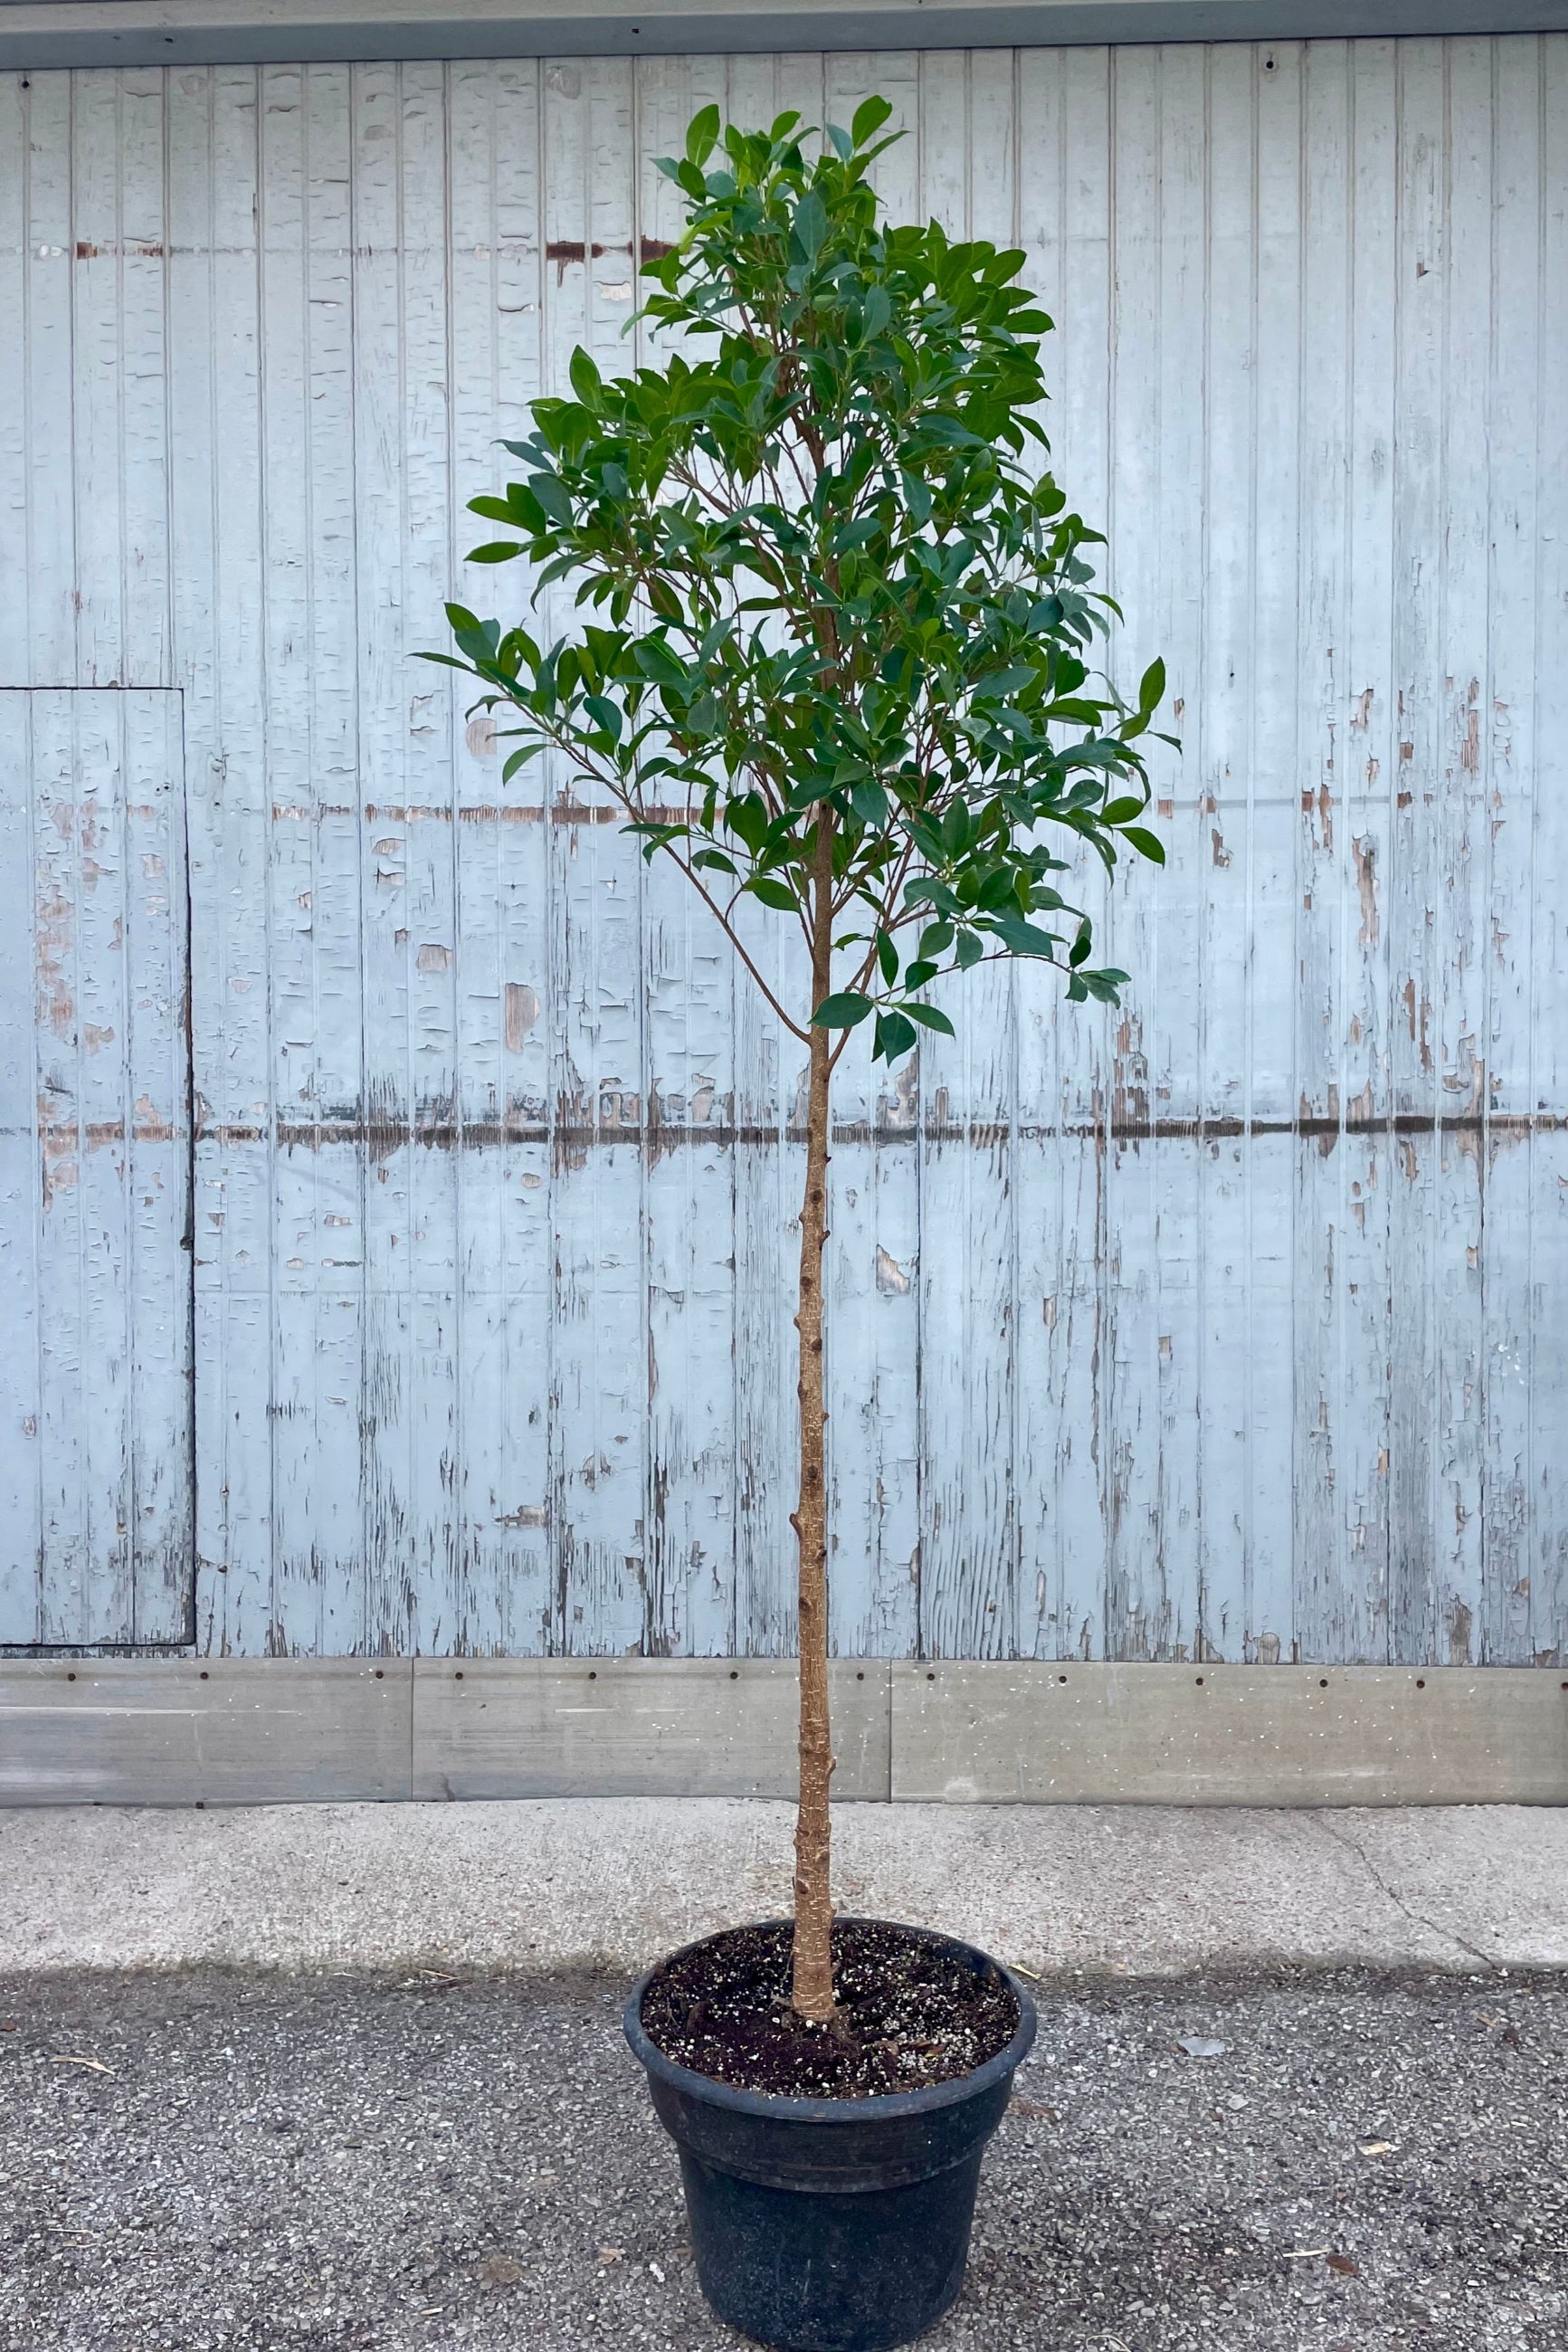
0, 689, 192, 1646
0, 44, 1563, 1664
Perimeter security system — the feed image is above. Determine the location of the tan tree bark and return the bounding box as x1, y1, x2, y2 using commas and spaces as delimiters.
790, 814, 837, 2023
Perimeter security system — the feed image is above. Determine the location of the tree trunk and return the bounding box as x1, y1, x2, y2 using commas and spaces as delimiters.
790, 820, 837, 2023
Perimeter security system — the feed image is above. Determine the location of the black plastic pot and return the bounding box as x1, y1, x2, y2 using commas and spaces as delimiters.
623, 1919, 1038, 2352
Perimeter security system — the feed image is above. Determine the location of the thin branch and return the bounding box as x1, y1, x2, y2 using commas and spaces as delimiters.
660, 841, 810, 1042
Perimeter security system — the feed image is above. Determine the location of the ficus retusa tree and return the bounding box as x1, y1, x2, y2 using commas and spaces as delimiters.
431, 99, 1170, 2024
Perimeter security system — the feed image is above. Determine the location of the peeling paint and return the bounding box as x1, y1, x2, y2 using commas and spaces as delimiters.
1352, 835, 1379, 945
504, 982, 541, 1051
875, 1246, 912, 1297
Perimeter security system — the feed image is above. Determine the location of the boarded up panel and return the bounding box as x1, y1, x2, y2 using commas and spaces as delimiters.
0, 49, 1564, 1664
0, 689, 193, 1645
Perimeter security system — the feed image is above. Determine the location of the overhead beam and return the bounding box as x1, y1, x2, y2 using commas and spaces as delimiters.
3, 0, 1566, 71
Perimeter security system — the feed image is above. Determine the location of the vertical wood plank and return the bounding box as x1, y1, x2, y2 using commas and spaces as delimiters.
22, 74, 76, 685
401, 64, 468, 1657
1531, 33, 1568, 1662
1195, 44, 1258, 1662
70, 70, 171, 692
1478, 36, 1542, 1663
723, 52, 822, 1660
0, 693, 44, 1641
350, 57, 419, 1660
169, 67, 275, 1658
1103, 46, 1182, 1658
0, 75, 27, 684
448, 57, 554, 1654
1427, 39, 1492, 1664
69, 72, 127, 685
259, 63, 364, 1654
1386, 38, 1446, 1663
1242, 40, 1307, 1662
1294, 42, 1396, 1664
914, 51, 1019, 1663
542, 58, 648, 1655
634, 51, 736, 1658
817, 47, 921, 1660
1014, 46, 1116, 1662
1012, 45, 1067, 1662
1291, 40, 1350, 1662
37, 690, 128, 1642
122, 690, 194, 1641
1150, 44, 1207, 1659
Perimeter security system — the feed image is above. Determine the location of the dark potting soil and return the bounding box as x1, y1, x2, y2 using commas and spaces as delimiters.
638, 1919, 1021, 2099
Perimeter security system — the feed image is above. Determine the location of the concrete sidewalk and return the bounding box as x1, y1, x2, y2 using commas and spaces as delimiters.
4, 1798, 1567, 1976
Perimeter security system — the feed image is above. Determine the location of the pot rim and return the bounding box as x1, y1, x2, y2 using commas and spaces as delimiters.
622, 1915, 1039, 2127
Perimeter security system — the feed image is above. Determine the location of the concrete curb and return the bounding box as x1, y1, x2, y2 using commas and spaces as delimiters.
6, 1659, 1565, 1807
4, 1797, 1566, 1978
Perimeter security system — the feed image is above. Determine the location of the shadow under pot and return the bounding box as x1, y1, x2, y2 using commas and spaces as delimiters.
622, 1917, 1039, 2352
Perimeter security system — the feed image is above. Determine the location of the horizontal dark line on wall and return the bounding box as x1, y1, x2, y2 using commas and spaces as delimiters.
12, 1109, 1559, 1153
177, 1109, 1565, 1151
12, 1110, 1558, 1154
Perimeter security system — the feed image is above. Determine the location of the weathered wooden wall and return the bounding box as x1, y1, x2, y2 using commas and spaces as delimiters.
0, 41, 1563, 1663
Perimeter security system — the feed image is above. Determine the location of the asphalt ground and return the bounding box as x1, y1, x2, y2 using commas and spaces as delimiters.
1, 1965, 1563, 2352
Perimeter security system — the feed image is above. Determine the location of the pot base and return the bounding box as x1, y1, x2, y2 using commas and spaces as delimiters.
678, 2143, 976, 2352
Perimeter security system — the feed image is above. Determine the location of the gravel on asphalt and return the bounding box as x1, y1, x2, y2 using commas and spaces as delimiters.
1, 1963, 1563, 2351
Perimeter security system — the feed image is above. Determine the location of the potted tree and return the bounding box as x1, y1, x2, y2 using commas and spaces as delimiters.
432, 99, 1168, 2352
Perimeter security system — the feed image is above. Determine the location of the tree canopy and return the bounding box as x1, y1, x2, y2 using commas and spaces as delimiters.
429, 95, 1171, 1069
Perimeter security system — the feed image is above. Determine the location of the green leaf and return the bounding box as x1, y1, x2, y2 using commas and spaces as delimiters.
1138, 655, 1166, 710
850, 777, 890, 828
990, 917, 1060, 958
529, 473, 573, 525
876, 930, 898, 986
873, 1009, 917, 1063
811, 992, 873, 1029
954, 930, 984, 970
467, 541, 523, 565
747, 876, 799, 912
633, 636, 688, 685
851, 94, 894, 148
902, 1003, 955, 1036
1122, 825, 1166, 865
685, 103, 720, 167
569, 347, 603, 407
1101, 795, 1145, 825
794, 191, 827, 262
501, 744, 544, 783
